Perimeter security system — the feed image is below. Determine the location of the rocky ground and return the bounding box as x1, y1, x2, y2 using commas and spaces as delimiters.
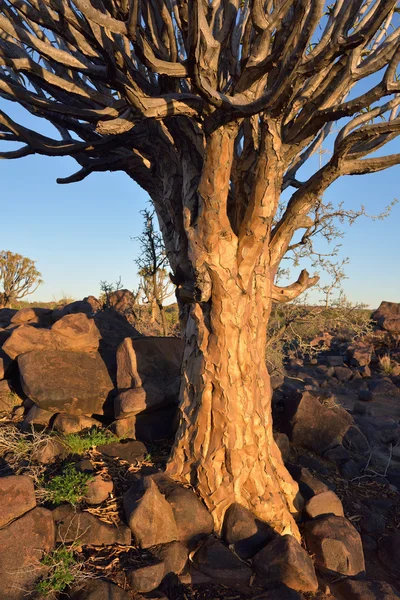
0, 299, 399, 600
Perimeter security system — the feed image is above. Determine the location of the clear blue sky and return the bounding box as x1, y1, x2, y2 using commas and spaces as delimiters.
1, 102, 399, 309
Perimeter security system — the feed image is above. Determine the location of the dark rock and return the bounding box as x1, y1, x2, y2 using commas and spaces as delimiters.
368, 378, 398, 395
358, 389, 376, 402
153, 474, 214, 548
250, 587, 304, 600
387, 467, 400, 490
135, 405, 178, 442
18, 350, 113, 415
68, 580, 132, 600
222, 503, 276, 559
253, 534, 318, 592
84, 475, 114, 505
323, 444, 351, 464
110, 415, 136, 438
283, 391, 363, 455
353, 401, 371, 415
362, 535, 378, 552
271, 373, 285, 389
21, 404, 56, 431
52, 299, 97, 321
53, 505, 131, 545
298, 455, 329, 476
0, 475, 36, 527
372, 301, 400, 334
93, 308, 142, 354
334, 366, 353, 381
97, 440, 147, 464
342, 426, 370, 453
129, 541, 188, 592
332, 578, 400, 600
359, 507, 386, 537
124, 477, 178, 548
53, 413, 101, 433
129, 561, 165, 592
192, 538, 252, 586
31, 438, 67, 464
0, 349, 12, 379
304, 514, 365, 575
378, 533, 400, 575
326, 356, 344, 367
347, 344, 373, 367
0, 507, 55, 600
11, 307, 52, 325
286, 464, 330, 501
340, 459, 362, 479
274, 432, 291, 461
0, 307, 18, 327
304, 490, 344, 519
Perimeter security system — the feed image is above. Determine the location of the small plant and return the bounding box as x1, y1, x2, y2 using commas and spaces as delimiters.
379, 353, 393, 375
62, 427, 119, 455
43, 463, 92, 505
36, 545, 80, 596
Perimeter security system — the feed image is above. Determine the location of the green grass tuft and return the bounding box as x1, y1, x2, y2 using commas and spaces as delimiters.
36, 545, 79, 596
62, 427, 119, 455
44, 463, 92, 505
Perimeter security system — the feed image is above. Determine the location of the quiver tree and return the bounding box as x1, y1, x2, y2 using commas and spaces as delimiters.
1, 0, 400, 537
135, 208, 174, 334
0, 251, 43, 307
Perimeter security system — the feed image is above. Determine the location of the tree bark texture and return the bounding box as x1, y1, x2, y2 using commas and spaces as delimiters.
166, 125, 301, 538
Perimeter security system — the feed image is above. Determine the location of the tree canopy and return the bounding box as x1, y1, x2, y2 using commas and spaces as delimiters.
0, 250, 43, 307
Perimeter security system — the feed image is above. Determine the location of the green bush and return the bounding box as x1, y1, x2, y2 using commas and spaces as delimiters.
44, 463, 92, 505
62, 427, 119, 455
36, 545, 79, 596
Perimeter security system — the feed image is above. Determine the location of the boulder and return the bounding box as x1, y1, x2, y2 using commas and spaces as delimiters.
192, 538, 252, 586
0, 507, 55, 600
378, 533, 400, 575
128, 541, 188, 592
3, 325, 54, 359
135, 405, 179, 442
0, 307, 17, 326
84, 475, 114, 505
52, 505, 131, 545
334, 366, 353, 381
332, 578, 400, 600
368, 377, 398, 395
11, 307, 52, 326
286, 464, 331, 501
304, 490, 344, 519
21, 404, 56, 431
110, 415, 136, 438
153, 474, 214, 548
68, 580, 132, 600
116, 338, 183, 410
18, 350, 113, 415
93, 308, 142, 352
97, 440, 147, 464
114, 386, 148, 418
372, 301, 400, 334
283, 391, 368, 455
108, 289, 137, 313
124, 477, 179, 548
52, 299, 98, 321
0, 475, 36, 527
0, 349, 12, 379
53, 413, 101, 434
0, 378, 18, 413
222, 503, 276, 559
347, 344, 373, 367
274, 432, 291, 461
253, 535, 318, 592
31, 437, 67, 464
304, 515, 365, 576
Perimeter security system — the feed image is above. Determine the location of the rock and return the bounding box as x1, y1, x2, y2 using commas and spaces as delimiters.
378, 533, 400, 575
326, 356, 344, 367
347, 344, 373, 367
368, 378, 398, 395
114, 387, 148, 417
286, 464, 330, 501
18, 351, 113, 415
304, 515, 365, 576
340, 459, 362, 479
0, 307, 18, 326
222, 503, 275, 559
53, 413, 101, 434
271, 373, 285, 389
52, 299, 98, 321
192, 538, 252, 586
0, 378, 17, 413
51, 313, 101, 351
334, 366, 353, 381
31, 437, 67, 464
97, 440, 147, 464
0, 475, 36, 527
298, 455, 329, 476
11, 307, 52, 325
332, 578, 400, 600
0, 507, 55, 600
68, 579, 132, 600
249, 587, 305, 600
323, 444, 351, 464
108, 289, 137, 313
129, 541, 188, 592
152, 474, 214, 548
93, 309, 142, 354
3, 325, 52, 359
353, 401, 371, 415
124, 477, 178, 548
359, 506, 386, 537
110, 416, 136, 438
359, 365, 372, 378
253, 535, 318, 592
274, 432, 291, 461
283, 391, 365, 455
85, 475, 114, 505
116, 338, 183, 404
0, 349, 12, 379
52, 504, 131, 545
304, 490, 344, 519
135, 406, 178, 442
372, 301, 400, 334
21, 404, 56, 431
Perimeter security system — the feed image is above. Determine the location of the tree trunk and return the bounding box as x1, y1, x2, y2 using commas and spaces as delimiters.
167, 275, 301, 538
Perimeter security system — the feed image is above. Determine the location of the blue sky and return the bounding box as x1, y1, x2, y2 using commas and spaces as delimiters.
0, 103, 399, 309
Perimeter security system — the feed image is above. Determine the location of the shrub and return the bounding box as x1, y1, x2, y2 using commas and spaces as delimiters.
36, 545, 80, 596
43, 463, 92, 505
62, 427, 119, 455
379, 354, 393, 375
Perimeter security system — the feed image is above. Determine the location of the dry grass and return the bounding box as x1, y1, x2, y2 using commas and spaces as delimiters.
379, 353, 393, 375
